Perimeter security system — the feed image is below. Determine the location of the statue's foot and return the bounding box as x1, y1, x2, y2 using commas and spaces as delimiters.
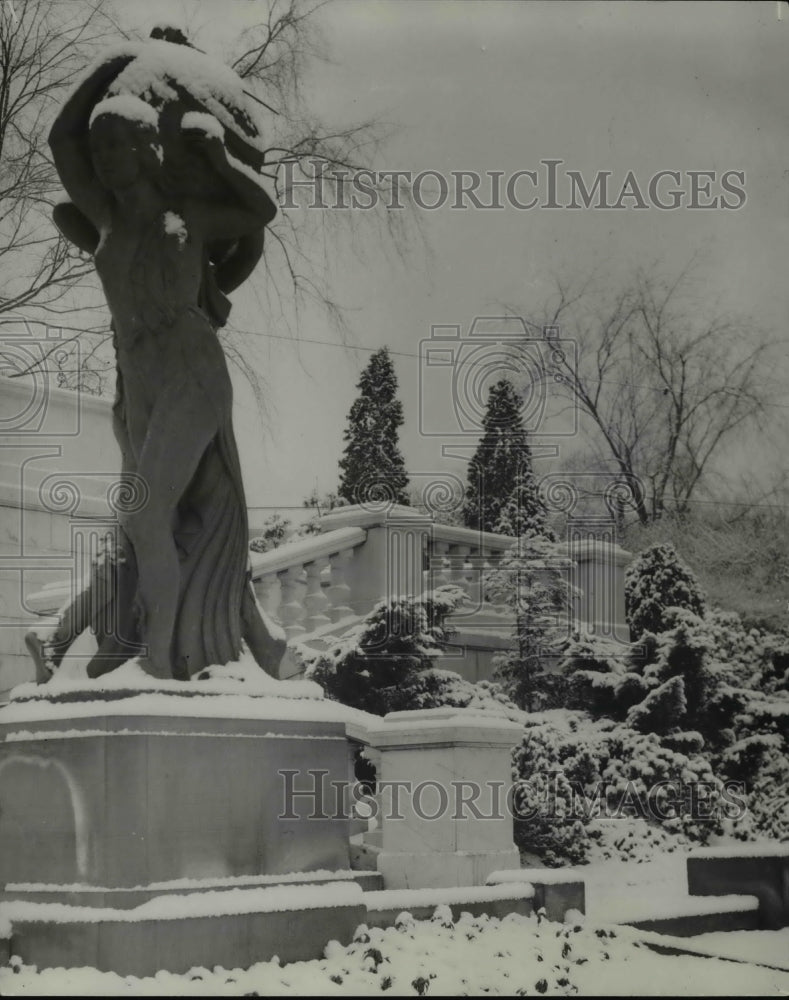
24, 631, 53, 685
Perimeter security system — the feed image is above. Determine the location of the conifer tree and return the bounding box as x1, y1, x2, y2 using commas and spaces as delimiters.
338, 347, 410, 506
625, 543, 707, 640
462, 379, 536, 533
493, 463, 556, 542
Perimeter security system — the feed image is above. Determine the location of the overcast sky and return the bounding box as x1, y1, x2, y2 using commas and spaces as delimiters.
124, 1, 789, 522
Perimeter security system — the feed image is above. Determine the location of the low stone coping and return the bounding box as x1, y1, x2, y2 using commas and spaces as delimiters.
347, 708, 524, 750
486, 868, 583, 885
1, 882, 365, 924
363, 883, 535, 913
688, 845, 789, 859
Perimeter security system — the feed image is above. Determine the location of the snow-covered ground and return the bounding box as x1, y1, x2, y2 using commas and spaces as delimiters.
4, 849, 789, 995
2, 908, 789, 996
686, 929, 789, 971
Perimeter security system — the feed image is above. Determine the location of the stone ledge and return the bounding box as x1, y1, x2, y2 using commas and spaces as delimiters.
2, 885, 367, 975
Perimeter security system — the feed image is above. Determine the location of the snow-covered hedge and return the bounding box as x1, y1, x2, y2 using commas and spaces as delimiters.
510, 711, 729, 866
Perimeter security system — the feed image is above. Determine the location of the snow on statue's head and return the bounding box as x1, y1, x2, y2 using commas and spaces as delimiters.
88, 96, 163, 192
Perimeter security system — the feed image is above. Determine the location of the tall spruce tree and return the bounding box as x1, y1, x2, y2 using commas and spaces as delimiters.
462, 379, 537, 533
338, 347, 410, 506
493, 463, 555, 542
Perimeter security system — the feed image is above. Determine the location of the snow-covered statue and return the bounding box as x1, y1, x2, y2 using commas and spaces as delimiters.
42, 29, 283, 681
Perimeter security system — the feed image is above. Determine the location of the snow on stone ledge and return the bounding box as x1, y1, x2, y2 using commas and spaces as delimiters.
7, 869, 364, 895
487, 868, 584, 885
1, 883, 364, 926
602, 892, 759, 925
364, 883, 535, 913
689, 843, 789, 859
0, 657, 378, 729
8, 655, 320, 701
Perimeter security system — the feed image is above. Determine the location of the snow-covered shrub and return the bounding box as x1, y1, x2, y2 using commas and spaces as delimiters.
390, 670, 522, 718
510, 711, 727, 866
626, 675, 687, 735
302, 586, 468, 714
625, 542, 707, 640
637, 611, 753, 752
558, 630, 639, 719
249, 513, 292, 553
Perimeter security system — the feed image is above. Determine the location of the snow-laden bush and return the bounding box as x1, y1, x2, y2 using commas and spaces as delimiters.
249, 513, 292, 553
558, 630, 642, 719
510, 711, 728, 866
301, 586, 523, 718
301, 586, 465, 714
625, 542, 707, 640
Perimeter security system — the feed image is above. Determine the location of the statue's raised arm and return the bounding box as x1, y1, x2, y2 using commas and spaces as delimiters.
49, 55, 136, 229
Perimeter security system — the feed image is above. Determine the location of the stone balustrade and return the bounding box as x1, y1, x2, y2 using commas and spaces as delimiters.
246, 505, 633, 681
249, 526, 367, 642
14, 490, 632, 688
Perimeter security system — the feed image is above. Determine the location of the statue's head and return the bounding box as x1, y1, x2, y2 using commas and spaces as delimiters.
88, 96, 162, 192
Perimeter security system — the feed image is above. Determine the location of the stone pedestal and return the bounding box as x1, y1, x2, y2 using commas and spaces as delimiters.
348, 708, 522, 889
0, 684, 371, 972
0, 704, 355, 889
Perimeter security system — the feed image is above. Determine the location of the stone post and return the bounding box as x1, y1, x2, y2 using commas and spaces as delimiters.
348, 707, 522, 889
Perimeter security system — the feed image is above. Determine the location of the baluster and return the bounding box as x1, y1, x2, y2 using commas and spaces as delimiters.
428, 541, 451, 591
483, 548, 508, 614
327, 548, 355, 622
304, 557, 332, 632
277, 564, 307, 639
464, 550, 483, 611
448, 544, 472, 604
253, 572, 280, 620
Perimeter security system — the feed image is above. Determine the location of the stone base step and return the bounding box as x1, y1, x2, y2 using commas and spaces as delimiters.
1, 881, 368, 976
1, 879, 544, 976
363, 883, 535, 930
1, 869, 383, 910
619, 894, 760, 937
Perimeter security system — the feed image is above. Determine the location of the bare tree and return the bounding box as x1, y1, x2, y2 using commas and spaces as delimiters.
0, 0, 115, 387
511, 262, 780, 525
1, 0, 421, 396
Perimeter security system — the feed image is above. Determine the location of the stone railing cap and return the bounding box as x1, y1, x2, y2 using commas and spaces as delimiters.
346, 707, 523, 748
250, 525, 366, 577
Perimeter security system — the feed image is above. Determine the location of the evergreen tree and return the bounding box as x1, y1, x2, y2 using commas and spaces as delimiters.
493, 464, 555, 542
486, 534, 576, 711
462, 379, 536, 533
338, 348, 410, 506
625, 543, 707, 640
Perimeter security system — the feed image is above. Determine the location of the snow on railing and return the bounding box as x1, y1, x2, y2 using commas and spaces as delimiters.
23, 504, 631, 654
249, 526, 367, 641
426, 522, 516, 617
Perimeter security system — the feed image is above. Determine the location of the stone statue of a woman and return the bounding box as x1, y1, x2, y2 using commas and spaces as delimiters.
47, 45, 280, 679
